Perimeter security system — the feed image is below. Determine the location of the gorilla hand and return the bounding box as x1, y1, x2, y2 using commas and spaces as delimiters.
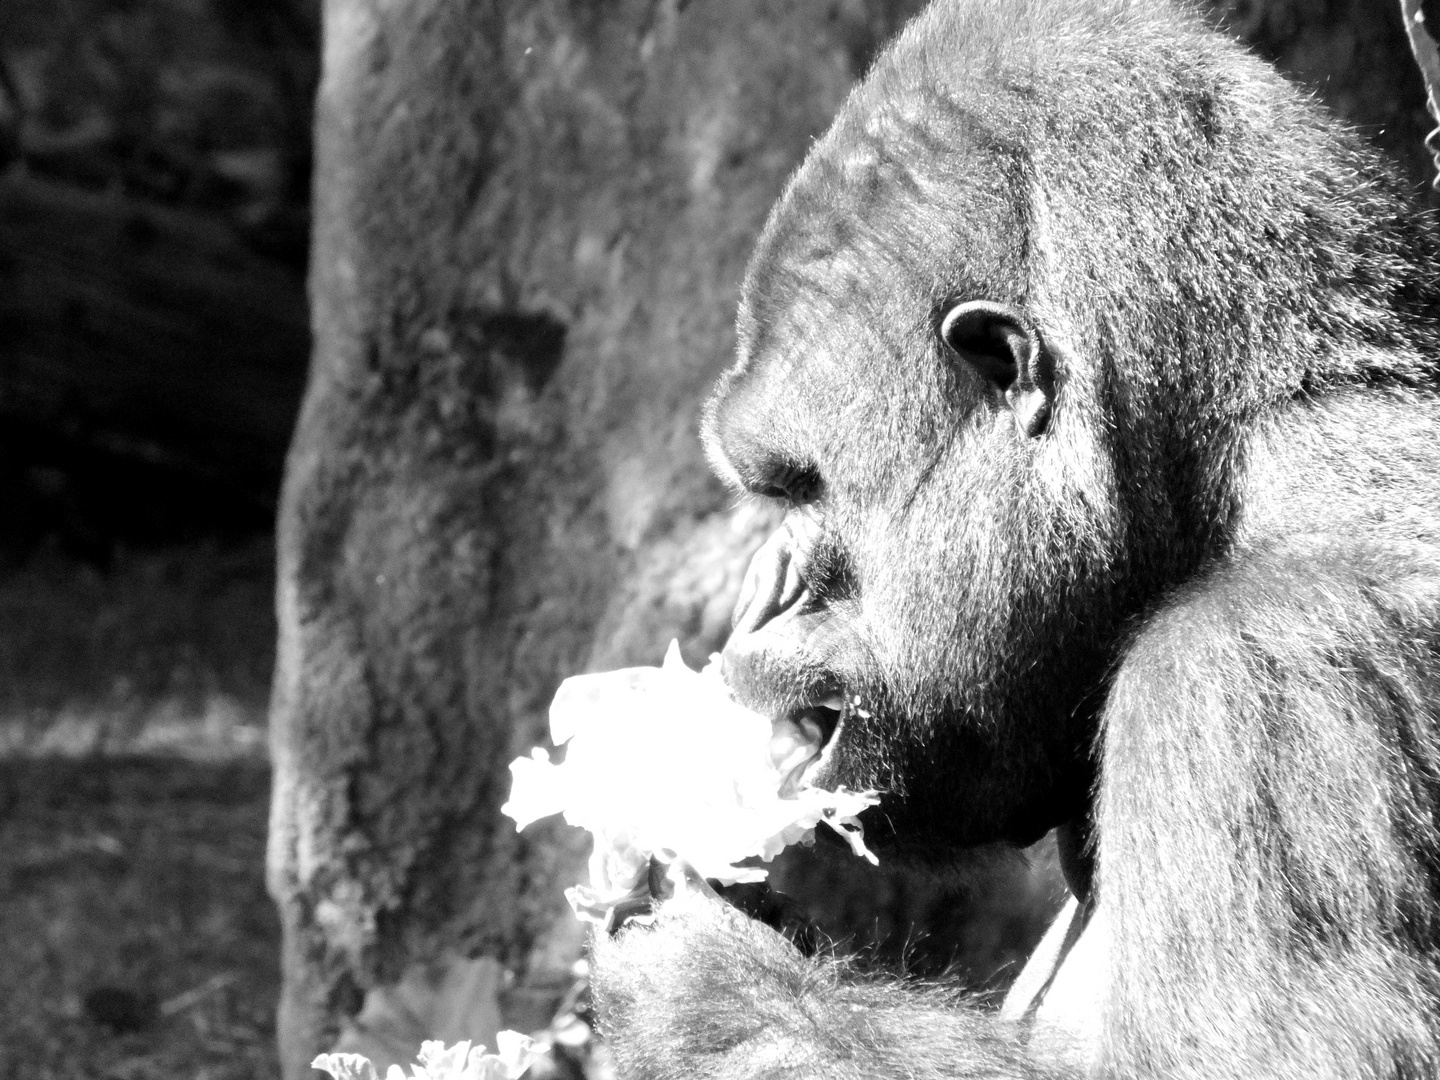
591, 882, 1063, 1080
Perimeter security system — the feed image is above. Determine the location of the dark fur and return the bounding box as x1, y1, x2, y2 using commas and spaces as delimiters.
591, 0, 1440, 1076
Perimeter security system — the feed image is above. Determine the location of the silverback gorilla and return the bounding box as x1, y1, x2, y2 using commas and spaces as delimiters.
588, 0, 1440, 1076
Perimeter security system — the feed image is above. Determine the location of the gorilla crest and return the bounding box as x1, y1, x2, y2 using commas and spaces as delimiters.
590, 0, 1440, 1075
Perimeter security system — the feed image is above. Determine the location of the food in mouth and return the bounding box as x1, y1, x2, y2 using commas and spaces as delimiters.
501, 641, 881, 924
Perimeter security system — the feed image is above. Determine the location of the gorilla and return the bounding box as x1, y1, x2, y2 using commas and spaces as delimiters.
588, 0, 1440, 1075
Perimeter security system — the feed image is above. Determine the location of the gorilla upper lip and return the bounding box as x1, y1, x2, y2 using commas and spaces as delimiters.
770, 692, 847, 796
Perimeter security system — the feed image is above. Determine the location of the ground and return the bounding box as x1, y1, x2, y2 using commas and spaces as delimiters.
0, 542, 279, 1080
0, 756, 279, 1080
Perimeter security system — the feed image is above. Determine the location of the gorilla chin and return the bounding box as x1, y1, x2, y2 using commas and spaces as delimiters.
758, 661, 1091, 865
721, 506, 1095, 857
822, 708, 1092, 861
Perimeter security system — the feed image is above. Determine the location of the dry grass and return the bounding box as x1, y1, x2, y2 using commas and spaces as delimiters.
0, 757, 279, 1080
0, 540, 274, 756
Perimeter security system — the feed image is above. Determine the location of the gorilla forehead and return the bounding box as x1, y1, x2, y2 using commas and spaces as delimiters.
734, 0, 1178, 372
725, 0, 1434, 446
719, 7, 1055, 485
738, 54, 1030, 365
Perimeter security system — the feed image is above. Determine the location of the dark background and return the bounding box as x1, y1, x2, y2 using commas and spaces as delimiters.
0, 2, 315, 1076
1, 1, 1438, 1077
0, 0, 317, 754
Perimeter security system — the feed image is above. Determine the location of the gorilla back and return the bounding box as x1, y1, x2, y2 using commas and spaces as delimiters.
592, 0, 1440, 1077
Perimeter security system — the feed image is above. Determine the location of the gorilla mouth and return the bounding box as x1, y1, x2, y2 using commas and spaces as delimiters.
769, 693, 847, 796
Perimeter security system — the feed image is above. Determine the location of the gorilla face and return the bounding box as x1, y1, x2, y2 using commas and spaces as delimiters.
703, 37, 1157, 859
704, 230, 1115, 856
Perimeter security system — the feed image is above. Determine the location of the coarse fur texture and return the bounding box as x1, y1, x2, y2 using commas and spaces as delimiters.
590, 0, 1440, 1076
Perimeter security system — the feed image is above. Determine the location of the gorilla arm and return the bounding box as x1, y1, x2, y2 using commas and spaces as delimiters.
1099, 534, 1440, 1078
590, 885, 1078, 1080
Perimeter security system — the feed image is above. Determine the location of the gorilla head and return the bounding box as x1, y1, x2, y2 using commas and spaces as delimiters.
703, 0, 1440, 864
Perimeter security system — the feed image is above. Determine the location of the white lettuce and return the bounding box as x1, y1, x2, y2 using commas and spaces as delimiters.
312, 1033, 543, 1080
502, 641, 880, 922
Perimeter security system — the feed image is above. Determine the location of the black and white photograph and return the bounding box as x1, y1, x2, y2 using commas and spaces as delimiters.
5, 1, 1440, 1077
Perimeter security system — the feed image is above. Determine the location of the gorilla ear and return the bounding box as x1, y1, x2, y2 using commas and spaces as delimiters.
939, 300, 1055, 438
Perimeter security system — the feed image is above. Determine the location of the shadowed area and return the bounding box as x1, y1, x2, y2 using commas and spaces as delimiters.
0, 757, 279, 1079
